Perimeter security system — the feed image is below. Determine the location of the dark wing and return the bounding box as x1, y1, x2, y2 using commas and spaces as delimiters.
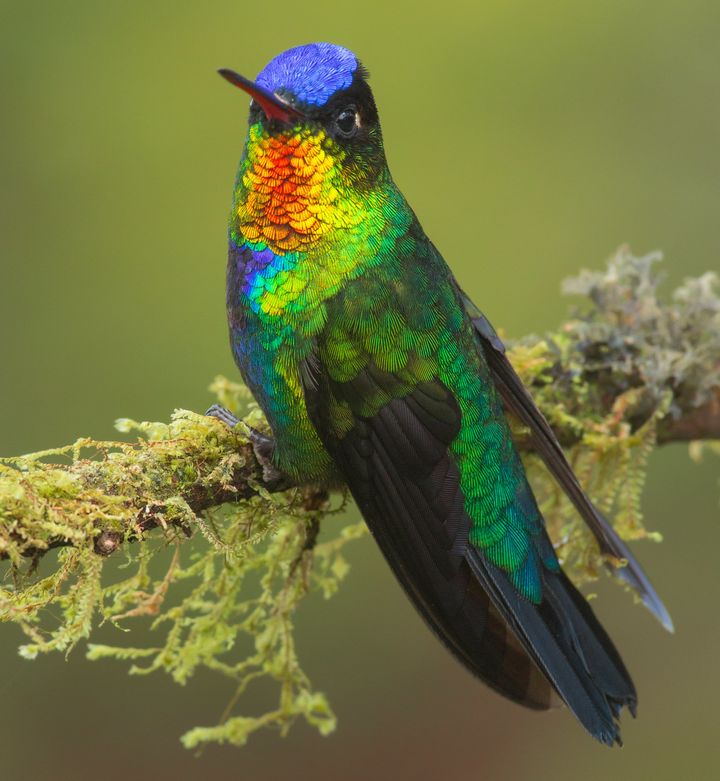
460, 289, 674, 633
303, 356, 637, 745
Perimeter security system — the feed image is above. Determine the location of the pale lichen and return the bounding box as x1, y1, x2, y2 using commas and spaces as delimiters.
0, 250, 718, 749
508, 249, 720, 584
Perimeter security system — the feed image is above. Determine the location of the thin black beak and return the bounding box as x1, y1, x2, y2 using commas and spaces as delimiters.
218, 68, 305, 123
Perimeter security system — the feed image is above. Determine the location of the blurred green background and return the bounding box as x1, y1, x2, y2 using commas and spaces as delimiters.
1, 0, 718, 779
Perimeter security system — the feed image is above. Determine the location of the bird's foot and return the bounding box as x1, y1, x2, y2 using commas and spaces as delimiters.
205, 404, 240, 428
205, 405, 289, 489
243, 424, 290, 489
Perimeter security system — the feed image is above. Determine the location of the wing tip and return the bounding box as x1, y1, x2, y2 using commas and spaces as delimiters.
643, 591, 675, 634
611, 562, 674, 633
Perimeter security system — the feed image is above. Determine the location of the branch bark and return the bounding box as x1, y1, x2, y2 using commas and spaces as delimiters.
657, 390, 720, 444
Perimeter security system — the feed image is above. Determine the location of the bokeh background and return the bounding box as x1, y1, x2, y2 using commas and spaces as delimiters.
1, 1, 718, 779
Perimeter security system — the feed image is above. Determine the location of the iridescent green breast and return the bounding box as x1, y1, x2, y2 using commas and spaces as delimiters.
226, 122, 413, 480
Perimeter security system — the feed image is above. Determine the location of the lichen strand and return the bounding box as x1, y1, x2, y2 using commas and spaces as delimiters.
1, 250, 718, 749
508, 249, 720, 583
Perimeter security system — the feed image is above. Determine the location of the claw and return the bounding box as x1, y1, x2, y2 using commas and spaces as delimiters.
239, 422, 288, 488
205, 404, 240, 428
240, 421, 274, 458
205, 405, 289, 488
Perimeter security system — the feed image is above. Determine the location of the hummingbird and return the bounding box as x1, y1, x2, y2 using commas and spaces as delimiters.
215, 43, 672, 745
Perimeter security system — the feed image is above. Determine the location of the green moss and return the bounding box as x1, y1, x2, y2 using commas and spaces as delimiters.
0, 381, 359, 747
0, 250, 718, 749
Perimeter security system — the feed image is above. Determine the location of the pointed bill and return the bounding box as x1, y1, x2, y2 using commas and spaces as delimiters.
218, 68, 304, 123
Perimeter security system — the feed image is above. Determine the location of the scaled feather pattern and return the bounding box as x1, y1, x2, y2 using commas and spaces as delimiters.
223, 42, 668, 745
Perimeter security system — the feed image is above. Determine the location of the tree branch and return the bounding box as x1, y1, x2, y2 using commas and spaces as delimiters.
1, 250, 718, 565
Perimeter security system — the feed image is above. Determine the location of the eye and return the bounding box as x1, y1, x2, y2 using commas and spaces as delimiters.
334, 106, 358, 138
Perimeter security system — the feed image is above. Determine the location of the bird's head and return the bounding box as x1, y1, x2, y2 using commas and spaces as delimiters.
220, 43, 385, 182
220, 45, 395, 255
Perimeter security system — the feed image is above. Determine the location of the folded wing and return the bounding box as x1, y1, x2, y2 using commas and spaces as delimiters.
303, 355, 637, 745
459, 288, 673, 633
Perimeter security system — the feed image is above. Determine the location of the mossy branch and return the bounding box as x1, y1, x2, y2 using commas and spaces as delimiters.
1, 249, 718, 749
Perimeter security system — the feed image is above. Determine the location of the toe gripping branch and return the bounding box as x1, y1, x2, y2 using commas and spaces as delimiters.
205, 405, 289, 489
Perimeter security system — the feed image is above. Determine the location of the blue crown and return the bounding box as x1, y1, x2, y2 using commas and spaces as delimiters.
255, 43, 358, 107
